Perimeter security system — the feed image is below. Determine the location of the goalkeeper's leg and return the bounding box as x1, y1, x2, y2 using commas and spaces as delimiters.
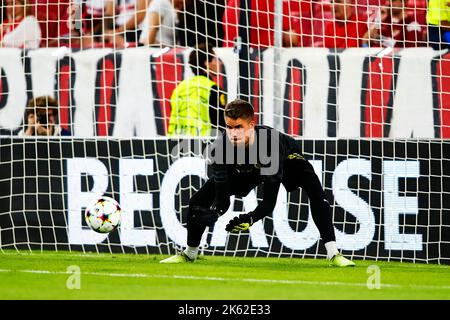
298, 161, 355, 267
160, 179, 217, 264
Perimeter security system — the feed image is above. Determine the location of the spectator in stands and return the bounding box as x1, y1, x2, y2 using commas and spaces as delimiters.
34, 0, 71, 47
83, 0, 113, 37
177, 0, 226, 48
426, 0, 450, 50
222, 0, 308, 49
103, 0, 149, 47
18, 96, 71, 137
168, 43, 227, 136
68, 0, 116, 48
139, 0, 182, 46
282, 0, 313, 47
48, 0, 120, 48
362, 0, 425, 48
60, 0, 87, 48
71, 0, 112, 44
0, 0, 41, 49
316, 0, 368, 48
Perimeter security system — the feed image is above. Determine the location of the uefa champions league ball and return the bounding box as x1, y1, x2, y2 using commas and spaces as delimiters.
85, 196, 122, 233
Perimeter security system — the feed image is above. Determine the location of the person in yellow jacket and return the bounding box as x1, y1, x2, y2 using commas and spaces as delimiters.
427, 0, 450, 50
168, 42, 227, 136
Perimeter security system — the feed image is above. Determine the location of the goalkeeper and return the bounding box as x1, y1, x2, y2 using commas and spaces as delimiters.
161, 99, 355, 267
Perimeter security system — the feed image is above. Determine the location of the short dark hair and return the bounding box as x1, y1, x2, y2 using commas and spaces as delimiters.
224, 99, 254, 120
26, 96, 59, 116
189, 42, 216, 76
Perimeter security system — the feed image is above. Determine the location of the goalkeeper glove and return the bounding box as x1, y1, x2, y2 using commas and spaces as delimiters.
225, 214, 254, 233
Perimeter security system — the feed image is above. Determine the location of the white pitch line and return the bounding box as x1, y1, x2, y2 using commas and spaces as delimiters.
2, 252, 450, 271
1, 268, 450, 290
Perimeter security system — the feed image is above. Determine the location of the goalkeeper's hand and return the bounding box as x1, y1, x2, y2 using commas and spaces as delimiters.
225, 214, 254, 233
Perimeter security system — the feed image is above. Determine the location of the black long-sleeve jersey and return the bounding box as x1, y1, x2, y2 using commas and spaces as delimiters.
209, 125, 307, 222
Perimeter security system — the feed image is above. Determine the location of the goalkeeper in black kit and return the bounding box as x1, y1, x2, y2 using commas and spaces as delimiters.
160, 99, 355, 267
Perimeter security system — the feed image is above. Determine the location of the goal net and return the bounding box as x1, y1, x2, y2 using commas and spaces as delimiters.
0, 0, 449, 264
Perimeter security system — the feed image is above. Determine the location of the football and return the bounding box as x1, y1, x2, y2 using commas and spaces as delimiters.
85, 196, 122, 233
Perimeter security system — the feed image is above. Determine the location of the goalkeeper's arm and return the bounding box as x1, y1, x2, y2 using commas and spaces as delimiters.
250, 178, 281, 222
210, 158, 231, 214
226, 178, 281, 232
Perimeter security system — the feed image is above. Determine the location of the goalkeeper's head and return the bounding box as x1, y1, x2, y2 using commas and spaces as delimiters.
224, 99, 255, 147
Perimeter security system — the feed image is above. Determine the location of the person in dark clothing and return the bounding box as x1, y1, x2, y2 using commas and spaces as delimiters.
177, 0, 226, 48
18, 96, 71, 136
161, 99, 355, 267
168, 42, 226, 136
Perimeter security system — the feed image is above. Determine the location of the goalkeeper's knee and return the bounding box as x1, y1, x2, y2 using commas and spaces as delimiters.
188, 206, 220, 227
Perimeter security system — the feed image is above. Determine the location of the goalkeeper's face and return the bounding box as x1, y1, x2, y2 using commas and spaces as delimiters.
225, 116, 255, 147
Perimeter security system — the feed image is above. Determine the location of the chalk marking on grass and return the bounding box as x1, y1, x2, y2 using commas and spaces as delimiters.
0, 268, 449, 290
1, 252, 450, 271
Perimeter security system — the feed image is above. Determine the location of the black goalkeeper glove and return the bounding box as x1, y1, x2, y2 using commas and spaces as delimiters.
225, 214, 254, 233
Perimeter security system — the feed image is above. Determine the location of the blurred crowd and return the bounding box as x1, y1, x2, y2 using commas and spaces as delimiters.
0, 0, 445, 51
1, 0, 448, 137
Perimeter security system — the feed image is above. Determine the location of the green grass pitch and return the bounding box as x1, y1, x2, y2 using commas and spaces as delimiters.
0, 250, 449, 300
